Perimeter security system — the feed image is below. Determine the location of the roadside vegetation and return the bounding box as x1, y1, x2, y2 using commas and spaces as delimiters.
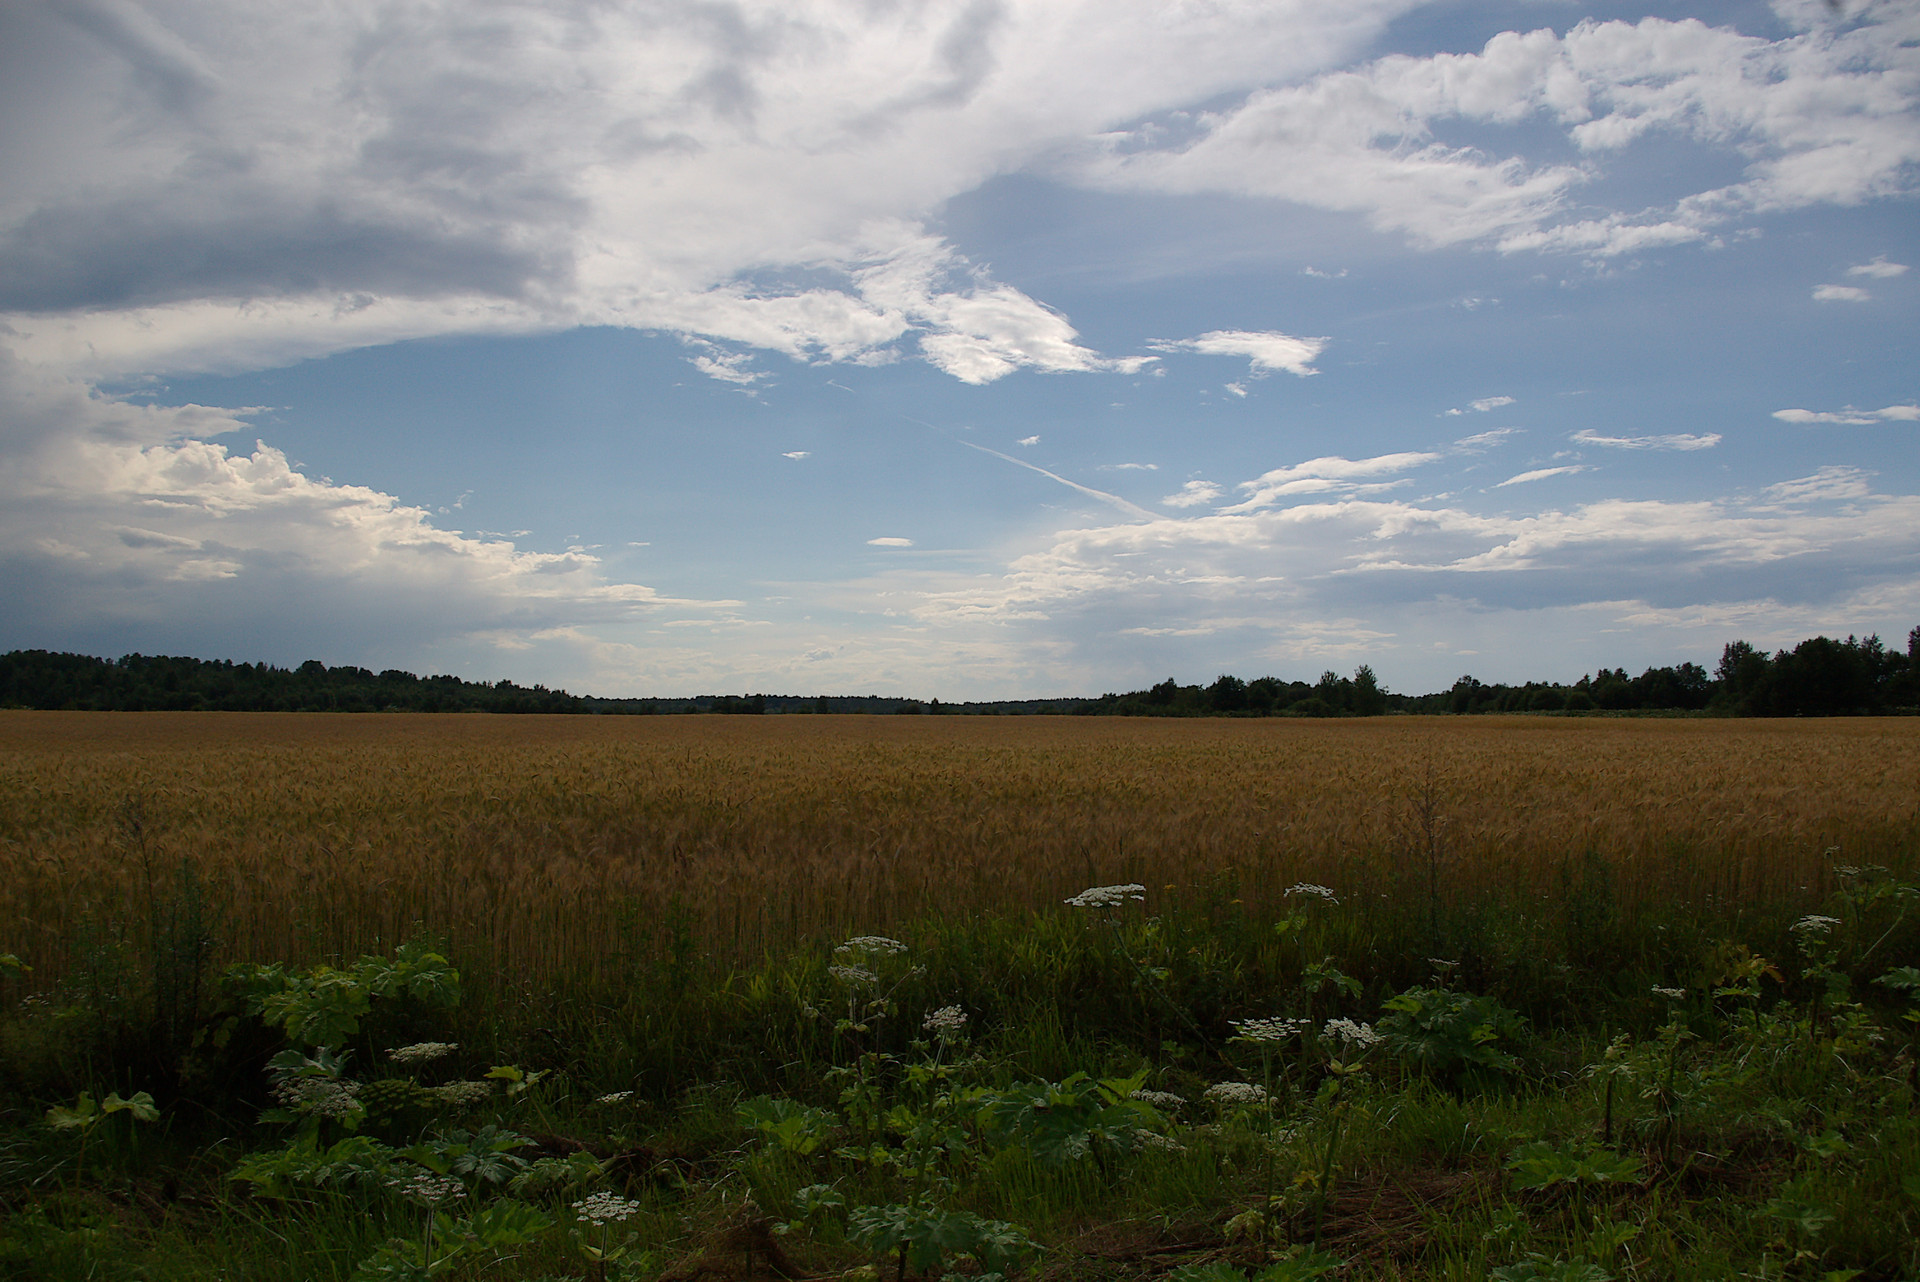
1, 714, 1916, 1279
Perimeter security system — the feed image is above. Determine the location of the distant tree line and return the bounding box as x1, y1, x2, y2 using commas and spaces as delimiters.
3, 626, 1916, 716
0, 651, 583, 714
1080, 629, 1919, 718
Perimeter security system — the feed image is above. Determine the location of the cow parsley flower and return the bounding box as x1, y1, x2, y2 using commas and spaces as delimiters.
1322, 1018, 1381, 1050
1132, 1128, 1185, 1153
388, 1171, 467, 1208
1791, 915, 1840, 934
1203, 1081, 1268, 1107
836, 936, 908, 958
1231, 1017, 1307, 1043
829, 964, 879, 987
1130, 1089, 1185, 1110
274, 1076, 362, 1119
572, 1192, 643, 1227
388, 1042, 458, 1065
923, 1005, 969, 1038
1651, 986, 1687, 1000
1283, 883, 1339, 904
1064, 884, 1146, 909
432, 1080, 494, 1106
597, 1090, 634, 1104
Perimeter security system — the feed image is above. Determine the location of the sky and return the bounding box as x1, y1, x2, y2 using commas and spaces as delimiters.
2, 0, 1916, 700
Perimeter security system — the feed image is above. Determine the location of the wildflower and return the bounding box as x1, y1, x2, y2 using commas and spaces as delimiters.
829, 964, 879, 987
1231, 1016, 1307, 1043
1064, 883, 1146, 909
922, 1005, 969, 1038
387, 1171, 467, 1208
273, 1076, 362, 1120
1651, 986, 1687, 1001
572, 1191, 644, 1227
1130, 1089, 1185, 1110
1283, 883, 1339, 904
597, 1090, 634, 1104
1791, 915, 1840, 934
1427, 958, 1459, 971
1132, 1128, 1184, 1153
432, 1080, 494, 1106
1322, 1018, 1382, 1050
1203, 1081, 1268, 1107
388, 1042, 458, 1065
835, 936, 907, 958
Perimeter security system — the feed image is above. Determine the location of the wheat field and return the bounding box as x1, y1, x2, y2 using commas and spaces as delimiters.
3, 711, 1916, 1003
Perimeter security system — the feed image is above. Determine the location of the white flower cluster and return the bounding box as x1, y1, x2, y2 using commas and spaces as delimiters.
432, 1080, 494, 1106
1064, 884, 1146, 909
573, 1191, 643, 1227
1132, 1128, 1185, 1153
597, 1090, 634, 1104
274, 1075, 362, 1119
1791, 915, 1840, 934
829, 964, 879, 987
1203, 1081, 1268, 1107
1283, 883, 1339, 904
1322, 1018, 1382, 1050
388, 1042, 458, 1065
923, 1005, 969, 1037
1129, 1089, 1185, 1110
388, 1171, 467, 1207
836, 936, 908, 957
1231, 1017, 1307, 1043
1651, 986, 1687, 1000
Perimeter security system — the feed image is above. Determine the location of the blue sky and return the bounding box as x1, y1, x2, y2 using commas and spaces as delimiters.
2, 0, 1915, 698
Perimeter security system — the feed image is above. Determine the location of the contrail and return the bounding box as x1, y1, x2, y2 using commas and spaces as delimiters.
956, 440, 1159, 522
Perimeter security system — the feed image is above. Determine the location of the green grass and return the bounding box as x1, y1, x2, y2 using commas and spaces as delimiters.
3, 865, 1919, 1282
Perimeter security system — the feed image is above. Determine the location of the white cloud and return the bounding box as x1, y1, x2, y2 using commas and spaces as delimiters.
1229, 452, 1443, 511
1571, 429, 1722, 450
1100, 462, 1159, 471
1847, 256, 1909, 278
1813, 283, 1872, 302
898, 459, 1920, 658
867, 537, 915, 547
782, 451, 812, 460
1496, 465, 1584, 486
1446, 395, 1516, 415
0, 355, 715, 657
1017, 436, 1040, 447
1162, 480, 1223, 508
1151, 330, 1328, 376
1773, 404, 1920, 425
0, 0, 1424, 383
1454, 428, 1521, 450
1762, 466, 1875, 504
1225, 382, 1248, 398
1077, 11, 1920, 259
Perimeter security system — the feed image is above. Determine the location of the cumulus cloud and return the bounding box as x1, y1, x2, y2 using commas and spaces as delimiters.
1773, 404, 1920, 425
901, 458, 1920, 646
1162, 480, 1223, 509
1077, 10, 1920, 258
0, 0, 1425, 383
1150, 330, 1327, 376
1813, 283, 1873, 302
1847, 256, 1909, 278
1571, 429, 1722, 450
0, 354, 712, 658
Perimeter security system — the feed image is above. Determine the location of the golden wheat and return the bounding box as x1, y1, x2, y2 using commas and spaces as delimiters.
1, 712, 1915, 995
